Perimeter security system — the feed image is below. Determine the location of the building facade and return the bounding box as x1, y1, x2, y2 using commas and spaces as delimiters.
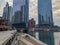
28, 18, 36, 29
24, 0, 29, 27
14, 11, 22, 23
38, 0, 54, 27
13, 0, 24, 23
0, 20, 9, 31
3, 2, 13, 26
3, 2, 9, 20
9, 6, 13, 25
13, 0, 29, 27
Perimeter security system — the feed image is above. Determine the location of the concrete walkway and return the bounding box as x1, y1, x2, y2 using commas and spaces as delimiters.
17, 33, 47, 45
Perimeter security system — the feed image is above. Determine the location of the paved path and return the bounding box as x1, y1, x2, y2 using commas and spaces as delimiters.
17, 33, 47, 45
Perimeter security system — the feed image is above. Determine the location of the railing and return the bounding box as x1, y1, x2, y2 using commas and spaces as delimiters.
0, 30, 18, 45
22, 33, 47, 45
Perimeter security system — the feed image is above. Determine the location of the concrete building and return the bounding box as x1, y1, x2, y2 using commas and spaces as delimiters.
38, 0, 54, 27
28, 18, 36, 29
0, 20, 9, 31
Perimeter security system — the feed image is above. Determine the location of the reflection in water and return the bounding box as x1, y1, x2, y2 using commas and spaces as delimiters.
35, 32, 39, 40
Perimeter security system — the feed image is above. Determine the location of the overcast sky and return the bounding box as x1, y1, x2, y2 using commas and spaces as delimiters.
0, 0, 60, 26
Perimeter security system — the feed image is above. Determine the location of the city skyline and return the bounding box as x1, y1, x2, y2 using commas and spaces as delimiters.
0, 0, 60, 26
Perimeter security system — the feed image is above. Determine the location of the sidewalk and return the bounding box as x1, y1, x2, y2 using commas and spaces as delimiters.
17, 33, 47, 45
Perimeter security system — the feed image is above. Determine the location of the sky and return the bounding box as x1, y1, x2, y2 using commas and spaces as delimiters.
0, 0, 60, 26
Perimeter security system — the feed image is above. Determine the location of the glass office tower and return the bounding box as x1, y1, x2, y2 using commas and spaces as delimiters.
13, 0, 38, 27
38, 0, 53, 27
13, 0, 29, 27
13, 0, 24, 15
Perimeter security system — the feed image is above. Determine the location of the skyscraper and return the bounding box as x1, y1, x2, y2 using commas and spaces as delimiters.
13, 0, 24, 15
24, 0, 29, 27
3, 2, 9, 20
9, 6, 13, 25
38, 0, 53, 27
14, 11, 22, 23
3, 2, 13, 26
13, 0, 29, 27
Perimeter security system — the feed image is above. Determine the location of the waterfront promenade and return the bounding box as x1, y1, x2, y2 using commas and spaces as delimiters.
0, 30, 47, 45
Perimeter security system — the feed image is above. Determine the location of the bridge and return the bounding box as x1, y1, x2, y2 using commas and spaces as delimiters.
0, 30, 47, 45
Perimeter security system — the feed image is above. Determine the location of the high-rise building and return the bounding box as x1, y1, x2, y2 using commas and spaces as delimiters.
21, 5, 25, 22
13, 0, 24, 23
24, 0, 29, 27
3, 2, 9, 20
3, 2, 13, 26
12, 15, 14, 24
0, 20, 9, 31
9, 6, 13, 25
13, 0, 29, 27
38, 0, 54, 27
14, 11, 22, 23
